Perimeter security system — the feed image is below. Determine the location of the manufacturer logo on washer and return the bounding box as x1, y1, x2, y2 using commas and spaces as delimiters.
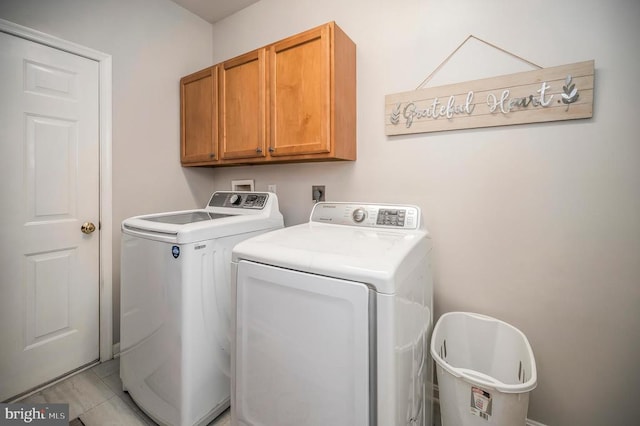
172, 246, 180, 258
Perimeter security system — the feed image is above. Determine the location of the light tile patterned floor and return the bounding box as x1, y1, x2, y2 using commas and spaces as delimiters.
18, 359, 441, 425
19, 359, 230, 426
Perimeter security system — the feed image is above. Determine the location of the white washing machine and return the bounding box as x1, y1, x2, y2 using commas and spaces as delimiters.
231, 201, 434, 426
120, 191, 283, 426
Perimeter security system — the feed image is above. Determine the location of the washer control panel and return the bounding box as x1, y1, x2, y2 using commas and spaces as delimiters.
208, 192, 269, 209
311, 202, 421, 229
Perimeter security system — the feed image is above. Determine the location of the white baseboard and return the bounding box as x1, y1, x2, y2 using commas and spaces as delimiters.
112, 342, 120, 358
526, 419, 548, 426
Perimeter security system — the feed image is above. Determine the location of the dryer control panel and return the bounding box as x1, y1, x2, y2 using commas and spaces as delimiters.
310, 202, 421, 229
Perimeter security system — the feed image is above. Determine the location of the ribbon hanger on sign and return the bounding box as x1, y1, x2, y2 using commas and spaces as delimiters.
415, 35, 543, 90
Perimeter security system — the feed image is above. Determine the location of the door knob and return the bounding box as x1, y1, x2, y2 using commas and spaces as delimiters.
81, 222, 96, 234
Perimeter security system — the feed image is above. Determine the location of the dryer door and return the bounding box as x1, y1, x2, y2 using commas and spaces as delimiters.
235, 260, 374, 426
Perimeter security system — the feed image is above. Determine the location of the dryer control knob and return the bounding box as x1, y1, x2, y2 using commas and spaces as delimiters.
352, 208, 366, 223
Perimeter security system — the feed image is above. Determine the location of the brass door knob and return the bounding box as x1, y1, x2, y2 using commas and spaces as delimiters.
81, 222, 96, 234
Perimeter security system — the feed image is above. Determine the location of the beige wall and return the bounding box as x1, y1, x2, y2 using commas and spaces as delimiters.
208, 0, 640, 424
1, 0, 639, 424
0, 0, 217, 342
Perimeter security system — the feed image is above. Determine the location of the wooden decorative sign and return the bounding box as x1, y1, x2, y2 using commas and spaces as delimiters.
385, 60, 594, 135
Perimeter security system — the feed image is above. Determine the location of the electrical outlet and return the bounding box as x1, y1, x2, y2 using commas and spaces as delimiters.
312, 185, 325, 202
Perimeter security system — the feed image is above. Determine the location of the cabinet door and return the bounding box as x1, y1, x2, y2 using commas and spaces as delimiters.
180, 66, 217, 164
219, 49, 267, 160
269, 25, 331, 157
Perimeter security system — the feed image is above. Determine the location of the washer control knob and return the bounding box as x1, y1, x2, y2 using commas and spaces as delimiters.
352, 208, 366, 223
229, 194, 242, 206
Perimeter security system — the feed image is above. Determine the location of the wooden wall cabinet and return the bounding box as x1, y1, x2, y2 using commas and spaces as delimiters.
180, 22, 356, 167
180, 66, 217, 164
219, 49, 267, 161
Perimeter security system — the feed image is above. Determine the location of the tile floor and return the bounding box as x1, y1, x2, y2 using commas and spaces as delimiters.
18, 359, 230, 425
18, 359, 440, 425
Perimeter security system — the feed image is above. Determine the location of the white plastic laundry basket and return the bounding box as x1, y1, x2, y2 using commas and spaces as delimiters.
430, 312, 537, 426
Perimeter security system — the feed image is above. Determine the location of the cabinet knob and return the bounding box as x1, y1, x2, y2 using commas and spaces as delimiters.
268, 146, 275, 153
256, 147, 263, 153
210, 153, 216, 159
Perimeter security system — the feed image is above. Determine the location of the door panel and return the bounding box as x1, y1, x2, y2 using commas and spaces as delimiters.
180, 66, 217, 163
26, 116, 77, 218
24, 59, 79, 99
235, 260, 371, 426
0, 31, 100, 401
269, 25, 331, 157
25, 249, 75, 348
219, 49, 267, 160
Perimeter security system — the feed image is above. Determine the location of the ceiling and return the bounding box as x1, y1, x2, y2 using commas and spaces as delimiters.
170, 0, 260, 23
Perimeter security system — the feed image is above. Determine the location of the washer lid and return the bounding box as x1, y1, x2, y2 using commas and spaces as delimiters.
232, 221, 431, 294
121, 191, 283, 244
141, 211, 233, 224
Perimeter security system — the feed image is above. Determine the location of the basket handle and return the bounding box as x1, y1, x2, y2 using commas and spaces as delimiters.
458, 368, 505, 388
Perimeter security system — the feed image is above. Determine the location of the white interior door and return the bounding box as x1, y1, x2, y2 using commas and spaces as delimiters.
0, 31, 100, 401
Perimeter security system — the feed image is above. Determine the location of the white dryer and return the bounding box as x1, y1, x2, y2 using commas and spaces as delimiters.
120, 191, 283, 426
231, 202, 434, 426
